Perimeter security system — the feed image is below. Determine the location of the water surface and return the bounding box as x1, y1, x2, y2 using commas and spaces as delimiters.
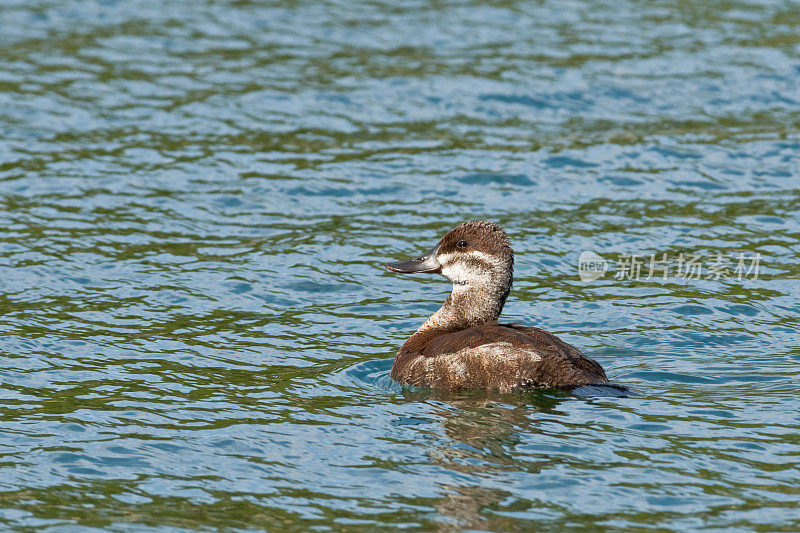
1, 0, 799, 530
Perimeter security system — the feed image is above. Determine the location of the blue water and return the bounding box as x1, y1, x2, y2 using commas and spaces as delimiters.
1, 0, 799, 530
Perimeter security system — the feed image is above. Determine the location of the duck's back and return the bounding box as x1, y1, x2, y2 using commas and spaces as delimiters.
391, 322, 608, 392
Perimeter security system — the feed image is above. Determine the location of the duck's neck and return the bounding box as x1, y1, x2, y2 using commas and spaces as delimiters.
416, 275, 512, 335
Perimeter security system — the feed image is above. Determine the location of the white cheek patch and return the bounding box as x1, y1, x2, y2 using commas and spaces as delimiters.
438, 250, 493, 262
437, 250, 502, 287
436, 252, 456, 265
467, 250, 504, 268
440, 262, 474, 287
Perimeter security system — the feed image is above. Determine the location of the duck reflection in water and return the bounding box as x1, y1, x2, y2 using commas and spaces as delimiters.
399, 388, 571, 530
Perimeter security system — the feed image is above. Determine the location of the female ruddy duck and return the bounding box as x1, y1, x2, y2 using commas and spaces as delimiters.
385, 220, 608, 392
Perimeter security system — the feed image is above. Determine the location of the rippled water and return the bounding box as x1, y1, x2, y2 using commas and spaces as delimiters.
1, 0, 799, 530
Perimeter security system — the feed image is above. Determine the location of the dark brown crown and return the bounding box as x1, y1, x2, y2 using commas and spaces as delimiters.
437, 220, 512, 257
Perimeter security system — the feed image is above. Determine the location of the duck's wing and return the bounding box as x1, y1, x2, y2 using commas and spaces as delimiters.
498, 324, 609, 387
404, 323, 607, 390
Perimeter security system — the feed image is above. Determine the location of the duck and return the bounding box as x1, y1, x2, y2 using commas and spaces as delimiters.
385, 220, 608, 392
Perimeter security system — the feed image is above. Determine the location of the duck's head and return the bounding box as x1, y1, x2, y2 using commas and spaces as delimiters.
386, 220, 514, 321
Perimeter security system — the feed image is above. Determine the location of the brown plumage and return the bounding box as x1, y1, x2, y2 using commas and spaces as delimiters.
385, 220, 608, 393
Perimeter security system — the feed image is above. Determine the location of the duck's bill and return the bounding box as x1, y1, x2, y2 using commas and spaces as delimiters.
385, 245, 441, 274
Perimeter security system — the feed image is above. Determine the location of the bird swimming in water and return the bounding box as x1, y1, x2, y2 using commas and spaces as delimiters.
385, 220, 609, 392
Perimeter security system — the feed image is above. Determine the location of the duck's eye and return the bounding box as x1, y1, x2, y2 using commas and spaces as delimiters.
456, 240, 468, 249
